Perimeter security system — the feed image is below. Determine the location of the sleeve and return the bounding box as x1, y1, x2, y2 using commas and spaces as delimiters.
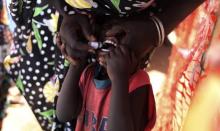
145, 85, 156, 130
79, 67, 87, 93
129, 70, 151, 93
79, 64, 94, 94
129, 70, 156, 130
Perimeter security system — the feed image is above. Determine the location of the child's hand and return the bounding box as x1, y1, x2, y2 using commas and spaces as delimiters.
105, 46, 137, 81
59, 14, 96, 63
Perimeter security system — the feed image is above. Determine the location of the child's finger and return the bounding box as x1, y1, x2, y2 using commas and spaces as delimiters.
119, 45, 129, 56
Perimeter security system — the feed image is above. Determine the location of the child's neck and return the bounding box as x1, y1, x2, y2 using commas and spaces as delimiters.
94, 64, 109, 80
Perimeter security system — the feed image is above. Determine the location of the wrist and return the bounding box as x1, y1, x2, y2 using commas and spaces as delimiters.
110, 74, 129, 84
149, 16, 165, 47
111, 77, 129, 93
69, 63, 86, 73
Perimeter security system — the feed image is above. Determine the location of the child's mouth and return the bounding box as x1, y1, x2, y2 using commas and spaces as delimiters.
100, 40, 117, 52
88, 38, 118, 66
97, 39, 117, 66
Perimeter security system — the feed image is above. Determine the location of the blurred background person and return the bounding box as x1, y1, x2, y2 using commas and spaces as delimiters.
0, 0, 12, 129
3, 0, 74, 130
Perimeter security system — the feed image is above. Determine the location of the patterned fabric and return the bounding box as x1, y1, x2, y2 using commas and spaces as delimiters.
62, 0, 161, 16
4, 0, 73, 130
153, 1, 219, 131
75, 64, 154, 131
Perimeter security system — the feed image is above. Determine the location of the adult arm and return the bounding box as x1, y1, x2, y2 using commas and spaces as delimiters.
50, 0, 96, 63
156, 0, 205, 34
56, 64, 84, 122
106, 0, 205, 47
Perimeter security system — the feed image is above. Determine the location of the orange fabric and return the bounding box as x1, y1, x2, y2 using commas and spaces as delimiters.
153, 1, 219, 130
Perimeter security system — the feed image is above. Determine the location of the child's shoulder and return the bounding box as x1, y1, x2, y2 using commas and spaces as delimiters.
81, 64, 96, 77
129, 70, 151, 93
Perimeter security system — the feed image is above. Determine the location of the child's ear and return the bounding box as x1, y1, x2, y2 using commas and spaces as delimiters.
139, 47, 157, 69
139, 55, 150, 69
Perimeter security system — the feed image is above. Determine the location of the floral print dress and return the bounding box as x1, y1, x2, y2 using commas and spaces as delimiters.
63, 0, 161, 16
4, 0, 73, 130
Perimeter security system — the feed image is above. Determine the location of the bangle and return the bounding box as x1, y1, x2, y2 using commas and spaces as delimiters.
150, 15, 165, 47
143, 16, 165, 68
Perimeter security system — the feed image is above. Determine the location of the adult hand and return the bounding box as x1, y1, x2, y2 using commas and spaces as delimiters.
105, 46, 137, 81
59, 14, 96, 63
56, 33, 76, 65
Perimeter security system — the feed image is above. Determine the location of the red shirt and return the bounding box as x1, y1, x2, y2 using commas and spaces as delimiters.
75, 66, 155, 131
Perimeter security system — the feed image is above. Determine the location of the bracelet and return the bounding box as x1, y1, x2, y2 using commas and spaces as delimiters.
150, 15, 165, 47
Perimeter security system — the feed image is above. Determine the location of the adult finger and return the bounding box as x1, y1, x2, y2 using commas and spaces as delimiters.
105, 25, 125, 37
65, 44, 88, 60
63, 28, 94, 52
61, 30, 93, 53
65, 55, 78, 66
79, 15, 96, 42
74, 42, 94, 52
60, 42, 68, 57
56, 33, 62, 47
53, 0, 67, 16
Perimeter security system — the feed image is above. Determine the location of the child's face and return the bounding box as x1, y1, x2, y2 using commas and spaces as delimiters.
96, 19, 155, 68
97, 35, 153, 69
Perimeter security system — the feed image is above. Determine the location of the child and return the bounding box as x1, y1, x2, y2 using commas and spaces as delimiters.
56, 22, 157, 130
